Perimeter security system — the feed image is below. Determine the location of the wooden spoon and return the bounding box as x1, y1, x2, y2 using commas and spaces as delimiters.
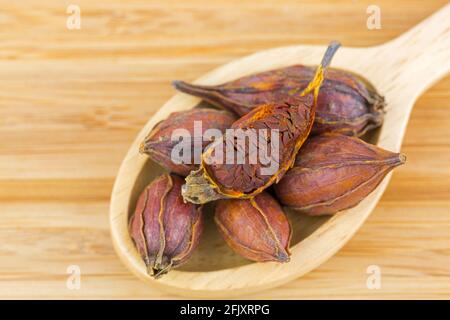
110, 5, 450, 297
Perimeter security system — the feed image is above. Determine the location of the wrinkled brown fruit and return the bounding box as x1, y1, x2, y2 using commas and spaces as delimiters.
274, 134, 406, 215
129, 174, 203, 278
140, 108, 236, 176
173, 65, 384, 137
215, 192, 291, 262
182, 42, 341, 204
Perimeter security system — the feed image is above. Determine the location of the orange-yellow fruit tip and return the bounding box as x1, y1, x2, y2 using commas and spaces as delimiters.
139, 142, 147, 154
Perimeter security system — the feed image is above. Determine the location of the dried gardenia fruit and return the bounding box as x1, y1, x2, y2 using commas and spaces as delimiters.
274, 134, 406, 215
182, 42, 341, 204
173, 63, 384, 136
310, 69, 384, 136
129, 174, 203, 278
140, 108, 236, 176
215, 192, 291, 262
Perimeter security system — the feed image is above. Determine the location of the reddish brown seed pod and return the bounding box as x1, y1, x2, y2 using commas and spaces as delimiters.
182, 42, 341, 204
140, 108, 236, 176
274, 134, 406, 216
129, 174, 203, 278
310, 69, 384, 136
214, 192, 291, 263
173, 64, 384, 137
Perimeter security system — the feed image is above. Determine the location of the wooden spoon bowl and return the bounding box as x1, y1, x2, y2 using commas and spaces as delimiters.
110, 5, 450, 298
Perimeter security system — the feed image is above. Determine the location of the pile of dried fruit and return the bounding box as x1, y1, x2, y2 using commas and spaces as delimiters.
129, 42, 405, 278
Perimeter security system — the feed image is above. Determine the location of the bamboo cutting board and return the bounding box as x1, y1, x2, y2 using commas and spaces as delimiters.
0, 0, 449, 299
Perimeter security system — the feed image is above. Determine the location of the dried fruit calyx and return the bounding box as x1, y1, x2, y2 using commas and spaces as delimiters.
215, 192, 292, 262
140, 108, 236, 176
173, 62, 384, 137
182, 42, 341, 204
129, 174, 203, 278
274, 133, 406, 215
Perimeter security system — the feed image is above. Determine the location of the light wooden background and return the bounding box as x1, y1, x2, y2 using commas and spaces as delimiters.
0, 0, 449, 299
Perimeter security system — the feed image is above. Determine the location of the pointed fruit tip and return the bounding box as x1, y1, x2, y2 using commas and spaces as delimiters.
321, 41, 341, 69
275, 249, 291, 263
172, 80, 183, 89
139, 141, 147, 154
146, 264, 170, 279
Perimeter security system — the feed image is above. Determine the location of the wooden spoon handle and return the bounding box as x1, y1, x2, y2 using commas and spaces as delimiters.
375, 4, 450, 98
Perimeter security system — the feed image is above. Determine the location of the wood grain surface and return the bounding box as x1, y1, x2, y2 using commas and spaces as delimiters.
0, 0, 449, 299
